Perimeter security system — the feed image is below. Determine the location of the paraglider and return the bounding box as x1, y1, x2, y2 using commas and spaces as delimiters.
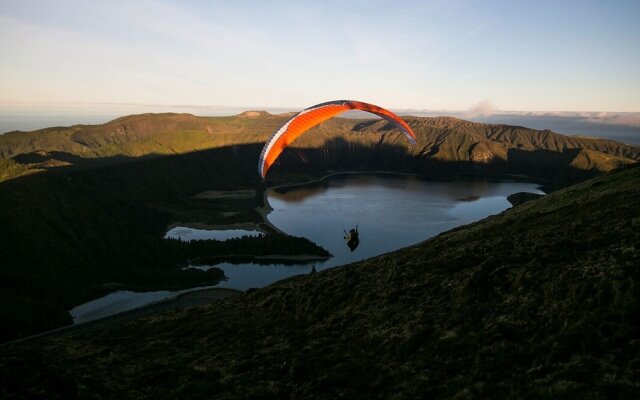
257, 100, 417, 179
258, 100, 415, 252
344, 226, 360, 252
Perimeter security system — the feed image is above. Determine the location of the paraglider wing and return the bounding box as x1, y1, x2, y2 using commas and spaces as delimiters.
258, 100, 417, 179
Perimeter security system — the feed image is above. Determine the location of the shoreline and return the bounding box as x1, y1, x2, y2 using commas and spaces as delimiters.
169, 170, 546, 236
264, 169, 545, 193
165, 221, 265, 232
255, 170, 546, 230
188, 253, 332, 266
2, 288, 241, 347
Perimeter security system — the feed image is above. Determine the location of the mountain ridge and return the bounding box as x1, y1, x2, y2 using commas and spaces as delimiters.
1, 164, 637, 399
1, 113, 638, 182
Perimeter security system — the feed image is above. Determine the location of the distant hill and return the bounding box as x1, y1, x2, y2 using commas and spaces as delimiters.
0, 113, 276, 166
1, 165, 637, 399
1, 112, 638, 182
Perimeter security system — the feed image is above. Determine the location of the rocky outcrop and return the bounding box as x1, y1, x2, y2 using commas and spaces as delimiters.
507, 191, 544, 206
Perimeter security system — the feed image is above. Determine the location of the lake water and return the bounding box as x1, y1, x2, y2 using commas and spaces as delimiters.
69, 286, 219, 323
70, 174, 543, 322
211, 175, 543, 289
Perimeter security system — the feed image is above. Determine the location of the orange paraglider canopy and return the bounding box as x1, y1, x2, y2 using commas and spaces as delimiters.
258, 100, 417, 179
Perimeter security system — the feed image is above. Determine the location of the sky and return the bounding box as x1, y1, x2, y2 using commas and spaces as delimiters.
1, 0, 639, 123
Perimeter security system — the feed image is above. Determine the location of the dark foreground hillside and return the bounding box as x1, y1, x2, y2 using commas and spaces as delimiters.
1, 167, 639, 399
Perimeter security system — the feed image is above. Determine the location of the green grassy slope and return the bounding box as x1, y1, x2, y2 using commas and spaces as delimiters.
0, 113, 278, 159
1, 166, 638, 399
0, 158, 39, 181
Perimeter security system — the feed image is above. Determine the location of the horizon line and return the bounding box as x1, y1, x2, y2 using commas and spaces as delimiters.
1, 101, 639, 115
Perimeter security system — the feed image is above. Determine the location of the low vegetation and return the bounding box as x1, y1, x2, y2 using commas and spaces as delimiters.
0, 159, 39, 182
167, 233, 332, 263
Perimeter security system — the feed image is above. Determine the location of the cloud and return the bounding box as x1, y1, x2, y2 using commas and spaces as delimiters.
515, 110, 640, 127
464, 100, 496, 118
583, 112, 640, 127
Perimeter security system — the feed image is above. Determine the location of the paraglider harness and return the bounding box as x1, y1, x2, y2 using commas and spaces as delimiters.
344, 226, 360, 252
